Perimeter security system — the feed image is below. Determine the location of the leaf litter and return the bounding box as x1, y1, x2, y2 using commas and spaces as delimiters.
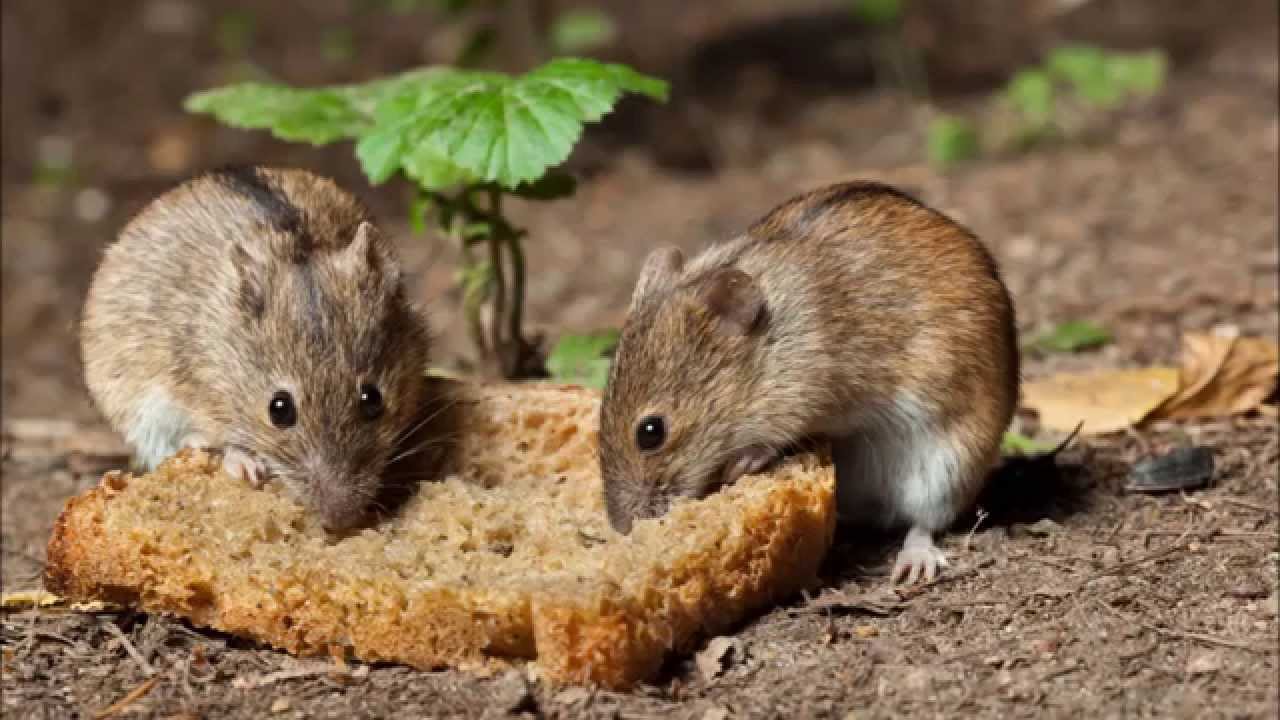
1022, 326, 1278, 435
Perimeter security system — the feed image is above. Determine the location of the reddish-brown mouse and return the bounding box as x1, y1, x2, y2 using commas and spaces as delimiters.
599, 181, 1019, 584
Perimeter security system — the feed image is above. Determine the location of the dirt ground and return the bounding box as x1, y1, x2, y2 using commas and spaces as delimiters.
2, 1, 1278, 718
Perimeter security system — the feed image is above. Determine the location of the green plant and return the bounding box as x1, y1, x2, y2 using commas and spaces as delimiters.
545, 329, 621, 389
1004, 46, 1168, 145
187, 58, 667, 378
926, 114, 980, 168
1000, 431, 1056, 455
1026, 320, 1111, 354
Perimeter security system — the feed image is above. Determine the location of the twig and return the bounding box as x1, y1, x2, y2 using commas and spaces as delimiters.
231, 662, 342, 689
1219, 497, 1277, 514
104, 622, 156, 676
963, 508, 989, 551
93, 677, 160, 718
1036, 659, 1082, 683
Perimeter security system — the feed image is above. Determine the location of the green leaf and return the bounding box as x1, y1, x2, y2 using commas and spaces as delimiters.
1046, 45, 1121, 107
511, 170, 577, 200
361, 58, 667, 189
1106, 51, 1167, 97
189, 59, 667, 191
550, 9, 618, 54
186, 67, 448, 150
927, 115, 980, 168
851, 0, 903, 27
185, 84, 370, 145
1028, 320, 1111, 353
546, 329, 621, 389
1001, 431, 1056, 455
1005, 69, 1055, 125
1046, 46, 1107, 86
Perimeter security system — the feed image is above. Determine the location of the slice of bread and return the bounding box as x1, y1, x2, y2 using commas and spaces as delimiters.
44, 382, 835, 688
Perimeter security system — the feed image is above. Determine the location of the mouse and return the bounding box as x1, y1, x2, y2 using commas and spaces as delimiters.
598, 181, 1020, 584
80, 165, 437, 532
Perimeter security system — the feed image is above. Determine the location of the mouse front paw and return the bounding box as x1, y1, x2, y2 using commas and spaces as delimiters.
221, 447, 268, 489
891, 526, 949, 585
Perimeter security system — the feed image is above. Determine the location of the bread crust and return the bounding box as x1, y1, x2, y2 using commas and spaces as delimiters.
44, 383, 835, 689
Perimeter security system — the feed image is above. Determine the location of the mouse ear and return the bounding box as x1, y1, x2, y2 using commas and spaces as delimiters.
230, 243, 267, 319
340, 221, 400, 286
630, 247, 685, 309
696, 267, 765, 335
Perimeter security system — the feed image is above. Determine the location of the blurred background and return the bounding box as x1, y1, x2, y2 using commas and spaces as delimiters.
2, 0, 1276, 419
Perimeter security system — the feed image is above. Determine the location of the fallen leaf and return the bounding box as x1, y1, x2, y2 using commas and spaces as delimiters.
695, 636, 740, 682
702, 708, 731, 720
1152, 327, 1279, 420
854, 625, 879, 638
1021, 368, 1180, 434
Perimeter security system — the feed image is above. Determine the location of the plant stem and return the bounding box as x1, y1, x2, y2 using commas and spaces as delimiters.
486, 187, 527, 368
486, 230, 507, 366
446, 194, 487, 358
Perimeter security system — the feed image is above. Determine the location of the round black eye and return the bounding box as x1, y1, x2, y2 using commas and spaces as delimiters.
269, 391, 297, 428
359, 384, 384, 420
635, 416, 667, 452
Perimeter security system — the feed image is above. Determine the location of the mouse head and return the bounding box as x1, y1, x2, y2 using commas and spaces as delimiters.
210, 170, 432, 531
600, 246, 773, 533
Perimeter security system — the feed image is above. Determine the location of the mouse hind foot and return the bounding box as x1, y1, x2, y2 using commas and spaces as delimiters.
832, 393, 1000, 586
891, 526, 949, 585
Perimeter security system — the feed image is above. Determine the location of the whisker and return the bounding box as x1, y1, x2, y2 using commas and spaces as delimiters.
394, 396, 462, 445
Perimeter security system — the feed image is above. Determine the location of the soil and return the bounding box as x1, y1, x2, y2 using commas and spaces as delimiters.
2, 1, 1277, 718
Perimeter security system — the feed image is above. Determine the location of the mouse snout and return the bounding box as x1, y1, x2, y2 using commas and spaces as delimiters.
604, 480, 661, 535
305, 462, 376, 532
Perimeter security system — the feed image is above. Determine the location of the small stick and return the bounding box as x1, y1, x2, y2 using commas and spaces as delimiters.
93, 677, 160, 718
231, 663, 341, 690
104, 622, 156, 676
1219, 497, 1277, 514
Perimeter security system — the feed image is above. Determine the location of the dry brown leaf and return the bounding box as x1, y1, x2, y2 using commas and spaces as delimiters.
1152, 327, 1279, 420
1021, 368, 1180, 435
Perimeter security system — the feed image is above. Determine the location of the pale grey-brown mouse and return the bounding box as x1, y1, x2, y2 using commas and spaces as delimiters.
598, 181, 1019, 584
80, 166, 435, 531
